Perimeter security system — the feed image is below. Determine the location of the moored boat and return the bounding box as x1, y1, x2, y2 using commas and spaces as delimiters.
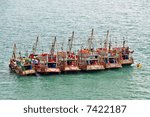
33, 53, 61, 74
103, 56, 122, 69
78, 29, 105, 71
78, 49, 105, 71
113, 39, 134, 66
58, 52, 80, 72
97, 30, 122, 69
31, 37, 61, 74
9, 44, 36, 76
96, 48, 122, 69
14, 58, 35, 76
121, 39, 134, 65
57, 32, 80, 72
9, 29, 135, 76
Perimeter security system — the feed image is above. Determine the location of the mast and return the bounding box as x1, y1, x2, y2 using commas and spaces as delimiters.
123, 37, 125, 48
24, 45, 28, 57
104, 30, 109, 49
88, 28, 94, 50
100, 38, 102, 48
61, 42, 64, 51
12, 43, 17, 59
115, 37, 117, 47
108, 38, 111, 51
50, 36, 57, 60
42, 46, 44, 54
51, 36, 56, 54
32, 36, 39, 54
68, 31, 74, 53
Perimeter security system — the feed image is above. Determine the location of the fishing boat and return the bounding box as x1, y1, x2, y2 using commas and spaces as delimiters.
78, 29, 105, 71
98, 30, 122, 69
30, 37, 61, 74
9, 29, 134, 76
33, 54, 60, 74
120, 39, 134, 65
103, 52, 122, 69
121, 48, 134, 65
112, 38, 134, 66
57, 32, 80, 72
78, 49, 105, 71
9, 44, 36, 76
58, 52, 80, 72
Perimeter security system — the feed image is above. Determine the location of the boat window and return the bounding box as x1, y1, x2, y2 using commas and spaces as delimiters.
31, 59, 38, 65
104, 58, 108, 63
86, 60, 90, 65
86, 60, 97, 65
109, 58, 116, 63
90, 60, 94, 65
48, 63, 56, 68
23, 65, 32, 70
91, 60, 98, 65
67, 60, 76, 66
67, 60, 71, 65
122, 54, 129, 59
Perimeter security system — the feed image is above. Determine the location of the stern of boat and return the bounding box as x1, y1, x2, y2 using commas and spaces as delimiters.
22, 69, 36, 75
105, 63, 122, 69
45, 68, 61, 73
86, 65, 105, 70
121, 59, 134, 65
64, 66, 80, 72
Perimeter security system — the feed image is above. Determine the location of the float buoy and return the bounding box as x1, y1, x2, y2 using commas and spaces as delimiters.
137, 63, 142, 68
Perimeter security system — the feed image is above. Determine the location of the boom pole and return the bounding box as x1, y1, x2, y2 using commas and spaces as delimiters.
104, 30, 109, 49
12, 43, 16, 59
123, 37, 125, 48
109, 38, 111, 51
88, 29, 94, 50
68, 31, 74, 53
51, 36, 56, 55
32, 36, 39, 54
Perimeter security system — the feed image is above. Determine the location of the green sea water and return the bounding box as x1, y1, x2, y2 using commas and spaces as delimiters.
0, 0, 150, 99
